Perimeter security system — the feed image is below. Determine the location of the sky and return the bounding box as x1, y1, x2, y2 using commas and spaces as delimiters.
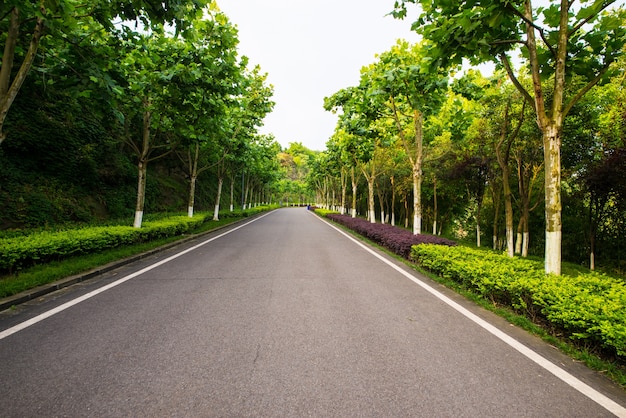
217, 0, 421, 151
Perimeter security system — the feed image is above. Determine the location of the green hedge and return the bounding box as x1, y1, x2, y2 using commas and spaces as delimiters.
411, 244, 626, 358
0, 215, 208, 273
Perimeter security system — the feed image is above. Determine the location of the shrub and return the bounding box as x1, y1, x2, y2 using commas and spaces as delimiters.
325, 213, 456, 258
0, 215, 208, 273
411, 244, 626, 358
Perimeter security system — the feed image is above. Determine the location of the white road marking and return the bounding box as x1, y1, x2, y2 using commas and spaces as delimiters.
315, 214, 626, 417
0, 212, 273, 341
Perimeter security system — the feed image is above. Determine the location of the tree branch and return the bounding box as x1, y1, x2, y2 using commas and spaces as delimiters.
500, 53, 536, 112
563, 61, 613, 117
569, 0, 614, 36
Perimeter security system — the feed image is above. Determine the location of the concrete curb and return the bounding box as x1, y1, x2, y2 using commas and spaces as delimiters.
0, 215, 258, 312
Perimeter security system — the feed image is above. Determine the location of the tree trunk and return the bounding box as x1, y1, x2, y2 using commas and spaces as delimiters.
501, 163, 514, 257
476, 199, 482, 248
495, 99, 521, 257
543, 125, 562, 275
492, 185, 501, 251
351, 167, 358, 218
186, 143, 200, 218
515, 216, 523, 254
133, 109, 152, 228
413, 164, 422, 234
432, 175, 437, 235
243, 174, 250, 210
0, 10, 45, 144
188, 174, 197, 218
404, 196, 409, 228
516, 154, 540, 258
368, 179, 375, 223
377, 185, 385, 225
340, 168, 347, 215
522, 230, 530, 258
229, 175, 234, 212
411, 110, 424, 235
364, 173, 376, 223
134, 160, 148, 228
213, 176, 223, 221
390, 175, 396, 226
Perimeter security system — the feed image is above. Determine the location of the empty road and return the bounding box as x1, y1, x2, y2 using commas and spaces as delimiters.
1, 208, 625, 417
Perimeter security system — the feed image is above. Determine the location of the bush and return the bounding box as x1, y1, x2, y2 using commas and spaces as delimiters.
324, 213, 456, 258
410, 244, 626, 358
0, 215, 208, 273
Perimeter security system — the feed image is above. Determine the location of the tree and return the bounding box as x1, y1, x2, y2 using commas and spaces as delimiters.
113, 19, 242, 228
460, 72, 528, 256
394, 0, 626, 274
0, 0, 209, 145
210, 65, 274, 220
325, 84, 379, 221
368, 40, 449, 234
165, 12, 245, 219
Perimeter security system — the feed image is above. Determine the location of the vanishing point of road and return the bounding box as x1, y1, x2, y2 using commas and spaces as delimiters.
1, 208, 625, 417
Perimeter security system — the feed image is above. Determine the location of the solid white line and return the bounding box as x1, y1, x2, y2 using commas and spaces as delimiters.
314, 214, 626, 417
0, 212, 274, 342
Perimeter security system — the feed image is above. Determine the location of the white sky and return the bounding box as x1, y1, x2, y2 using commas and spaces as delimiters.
217, 0, 420, 151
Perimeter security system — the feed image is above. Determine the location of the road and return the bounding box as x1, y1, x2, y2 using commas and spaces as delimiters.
1, 208, 625, 417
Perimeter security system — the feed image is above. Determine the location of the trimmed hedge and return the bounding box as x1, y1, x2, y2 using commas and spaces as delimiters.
324, 213, 456, 258
411, 244, 626, 358
0, 216, 206, 273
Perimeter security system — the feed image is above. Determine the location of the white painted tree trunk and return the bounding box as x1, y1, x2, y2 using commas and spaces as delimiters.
187, 174, 197, 218
213, 177, 223, 221
229, 176, 234, 212
411, 110, 424, 235
133, 160, 147, 228
432, 176, 438, 234
351, 171, 358, 218
543, 126, 562, 275
133, 211, 143, 229
413, 165, 422, 235
367, 178, 376, 223
522, 232, 529, 257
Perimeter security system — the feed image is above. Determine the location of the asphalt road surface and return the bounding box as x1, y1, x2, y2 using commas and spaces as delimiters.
1, 208, 625, 417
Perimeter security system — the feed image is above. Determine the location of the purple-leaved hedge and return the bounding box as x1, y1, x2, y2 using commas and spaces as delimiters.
324, 213, 456, 258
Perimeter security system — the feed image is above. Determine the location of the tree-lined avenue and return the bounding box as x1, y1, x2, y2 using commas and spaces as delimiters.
0, 208, 624, 416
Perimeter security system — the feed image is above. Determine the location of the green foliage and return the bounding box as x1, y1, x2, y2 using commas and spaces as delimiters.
0, 215, 208, 273
311, 208, 338, 217
411, 244, 626, 357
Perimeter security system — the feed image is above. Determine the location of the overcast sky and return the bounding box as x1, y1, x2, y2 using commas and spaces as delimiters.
217, 0, 420, 151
